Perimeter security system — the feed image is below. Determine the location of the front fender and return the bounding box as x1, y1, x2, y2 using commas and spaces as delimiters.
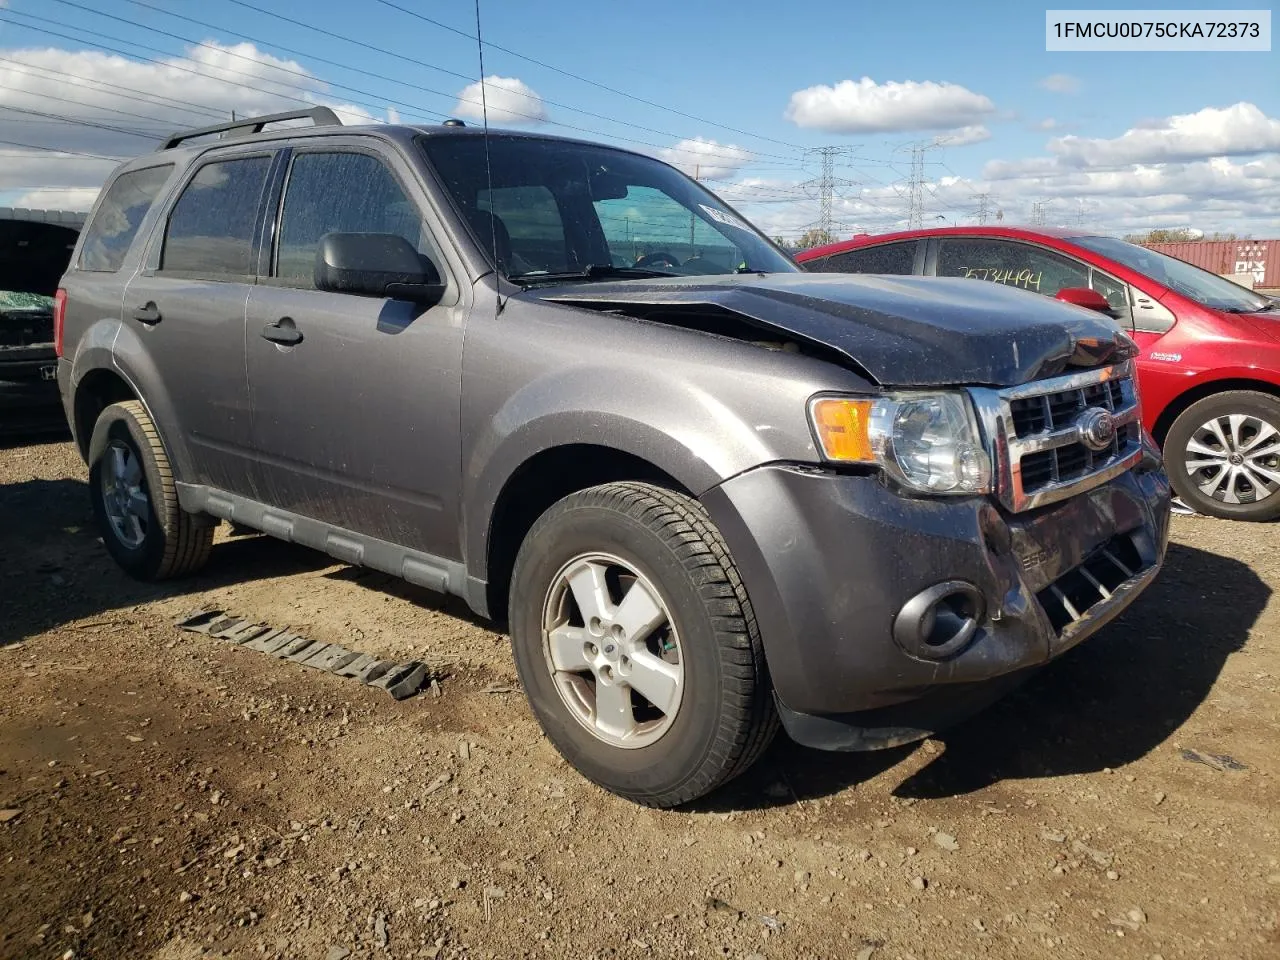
462, 357, 855, 582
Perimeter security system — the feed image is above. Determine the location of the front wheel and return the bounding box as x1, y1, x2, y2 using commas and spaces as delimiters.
509, 482, 777, 807
1165, 390, 1280, 522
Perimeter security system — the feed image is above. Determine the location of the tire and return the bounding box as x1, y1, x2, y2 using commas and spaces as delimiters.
88, 400, 215, 579
1164, 390, 1280, 522
509, 482, 778, 807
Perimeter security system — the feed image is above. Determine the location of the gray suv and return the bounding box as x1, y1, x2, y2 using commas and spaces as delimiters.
56, 109, 1171, 807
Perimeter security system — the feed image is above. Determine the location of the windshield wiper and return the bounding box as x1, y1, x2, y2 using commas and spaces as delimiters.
508, 264, 676, 285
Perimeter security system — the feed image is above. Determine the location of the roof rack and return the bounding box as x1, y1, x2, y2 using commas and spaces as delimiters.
157, 106, 341, 152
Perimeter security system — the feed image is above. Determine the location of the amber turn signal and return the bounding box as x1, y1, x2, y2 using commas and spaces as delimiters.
809, 397, 875, 462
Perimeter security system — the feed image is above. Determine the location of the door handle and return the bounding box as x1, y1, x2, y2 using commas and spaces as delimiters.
132, 302, 162, 325
261, 318, 303, 346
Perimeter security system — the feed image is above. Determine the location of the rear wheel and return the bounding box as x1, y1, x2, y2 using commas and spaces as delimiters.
1165, 391, 1280, 522
88, 400, 214, 579
509, 482, 777, 807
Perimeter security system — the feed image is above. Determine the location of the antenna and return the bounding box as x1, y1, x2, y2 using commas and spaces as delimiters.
474, 0, 503, 313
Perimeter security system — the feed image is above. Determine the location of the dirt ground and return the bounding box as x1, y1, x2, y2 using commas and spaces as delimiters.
2, 432, 1278, 960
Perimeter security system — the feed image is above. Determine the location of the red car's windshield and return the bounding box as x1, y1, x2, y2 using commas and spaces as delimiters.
1075, 236, 1273, 314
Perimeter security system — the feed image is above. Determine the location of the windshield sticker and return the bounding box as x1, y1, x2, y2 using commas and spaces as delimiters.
699, 204, 750, 232
958, 266, 1043, 291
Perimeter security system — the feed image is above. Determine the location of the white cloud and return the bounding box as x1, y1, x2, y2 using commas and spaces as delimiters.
1040, 74, 1081, 94
784, 77, 995, 134
0, 43, 381, 199
13, 186, 101, 210
938, 124, 991, 146
1048, 102, 1280, 166
452, 76, 546, 125
658, 137, 753, 180
1035, 118, 1059, 131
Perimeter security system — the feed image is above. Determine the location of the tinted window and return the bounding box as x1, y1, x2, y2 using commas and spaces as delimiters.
808, 241, 918, 275
936, 239, 1088, 297
162, 156, 271, 276
276, 151, 433, 285
478, 185, 565, 274
78, 164, 172, 272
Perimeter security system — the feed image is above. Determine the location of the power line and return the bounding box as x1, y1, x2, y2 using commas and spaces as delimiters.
0, 13, 418, 126
366, 0, 803, 152
206, 0, 798, 163
0, 56, 228, 122
0, 137, 124, 162
0, 80, 189, 131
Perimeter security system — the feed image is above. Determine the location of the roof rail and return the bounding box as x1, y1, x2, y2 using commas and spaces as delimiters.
157, 106, 342, 152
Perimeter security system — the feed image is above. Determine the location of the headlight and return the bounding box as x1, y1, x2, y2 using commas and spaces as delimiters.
809, 392, 992, 495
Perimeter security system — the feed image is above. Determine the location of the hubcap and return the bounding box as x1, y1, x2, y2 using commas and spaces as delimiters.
100, 439, 151, 548
540, 553, 684, 749
1183, 413, 1280, 505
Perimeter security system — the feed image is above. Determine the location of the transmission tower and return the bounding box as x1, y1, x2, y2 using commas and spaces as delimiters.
906, 145, 927, 229
972, 192, 992, 226
802, 146, 858, 240
1030, 200, 1047, 226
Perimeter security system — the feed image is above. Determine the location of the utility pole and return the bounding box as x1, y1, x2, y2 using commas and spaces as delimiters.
972, 192, 992, 225
1074, 198, 1087, 228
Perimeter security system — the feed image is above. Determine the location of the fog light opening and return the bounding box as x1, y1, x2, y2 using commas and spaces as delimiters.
893, 580, 986, 661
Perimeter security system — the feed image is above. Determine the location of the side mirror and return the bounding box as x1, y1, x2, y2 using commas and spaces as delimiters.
314, 232, 445, 304
1055, 287, 1116, 317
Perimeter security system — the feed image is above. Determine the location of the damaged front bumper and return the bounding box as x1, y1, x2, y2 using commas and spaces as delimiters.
700, 443, 1171, 751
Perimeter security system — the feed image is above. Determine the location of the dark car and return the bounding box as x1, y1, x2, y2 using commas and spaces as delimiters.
798, 227, 1280, 521
1, 207, 84, 430
56, 109, 1170, 807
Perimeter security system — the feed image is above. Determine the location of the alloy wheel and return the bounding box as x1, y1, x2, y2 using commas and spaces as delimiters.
100, 439, 151, 548
1183, 413, 1280, 505
540, 553, 684, 749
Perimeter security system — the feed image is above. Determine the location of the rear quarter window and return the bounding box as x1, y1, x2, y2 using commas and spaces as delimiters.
806, 241, 919, 274
77, 164, 173, 272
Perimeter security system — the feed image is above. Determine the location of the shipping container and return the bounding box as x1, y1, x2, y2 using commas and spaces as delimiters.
1143, 239, 1280, 291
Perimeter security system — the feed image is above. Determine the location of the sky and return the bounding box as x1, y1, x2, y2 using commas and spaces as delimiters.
0, 0, 1276, 241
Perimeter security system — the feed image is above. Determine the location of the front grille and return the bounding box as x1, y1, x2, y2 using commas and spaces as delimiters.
971, 361, 1145, 512
1037, 530, 1146, 632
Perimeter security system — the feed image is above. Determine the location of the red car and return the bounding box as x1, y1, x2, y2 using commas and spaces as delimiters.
797, 227, 1280, 521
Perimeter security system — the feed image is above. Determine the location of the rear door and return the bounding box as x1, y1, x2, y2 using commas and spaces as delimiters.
123, 149, 276, 495
243, 141, 465, 557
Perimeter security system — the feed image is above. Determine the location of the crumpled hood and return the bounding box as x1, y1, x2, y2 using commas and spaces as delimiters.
539, 272, 1136, 387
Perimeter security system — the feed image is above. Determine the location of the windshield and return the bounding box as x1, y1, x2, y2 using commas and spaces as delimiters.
419, 134, 797, 282
0, 290, 53, 311
1075, 235, 1272, 313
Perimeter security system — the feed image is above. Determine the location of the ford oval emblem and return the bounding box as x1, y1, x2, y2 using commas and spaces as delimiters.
1077, 407, 1116, 451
